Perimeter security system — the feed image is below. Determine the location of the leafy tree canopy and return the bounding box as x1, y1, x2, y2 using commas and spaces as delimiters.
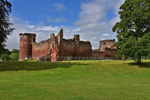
113, 0, 150, 64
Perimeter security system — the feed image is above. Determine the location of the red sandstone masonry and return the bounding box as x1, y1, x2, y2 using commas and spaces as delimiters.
104, 48, 119, 57
100, 39, 115, 52
19, 29, 118, 61
19, 29, 93, 61
19, 33, 36, 61
92, 51, 105, 57
32, 41, 49, 60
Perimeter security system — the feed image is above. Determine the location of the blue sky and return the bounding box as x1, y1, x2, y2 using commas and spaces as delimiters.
11, 0, 86, 26
7, 0, 125, 50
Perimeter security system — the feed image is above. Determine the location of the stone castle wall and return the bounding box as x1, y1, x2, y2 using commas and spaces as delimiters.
104, 48, 118, 57
32, 40, 49, 60
19, 29, 92, 61
62, 39, 92, 57
19, 29, 118, 61
92, 39, 118, 58
92, 49, 118, 58
92, 50, 105, 57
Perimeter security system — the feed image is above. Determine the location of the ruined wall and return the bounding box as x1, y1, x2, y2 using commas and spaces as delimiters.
92, 39, 118, 58
56, 29, 63, 57
50, 37, 59, 62
77, 41, 92, 57
62, 39, 76, 57
19, 29, 109, 62
32, 40, 49, 60
100, 39, 115, 51
62, 35, 92, 57
19, 33, 36, 61
92, 50, 105, 57
50, 29, 63, 62
31, 29, 63, 62
62, 35, 79, 57
104, 48, 118, 57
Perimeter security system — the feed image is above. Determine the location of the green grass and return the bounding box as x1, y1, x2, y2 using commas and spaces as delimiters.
0, 61, 150, 100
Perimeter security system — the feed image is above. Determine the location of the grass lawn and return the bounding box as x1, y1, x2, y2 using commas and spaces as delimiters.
0, 60, 150, 100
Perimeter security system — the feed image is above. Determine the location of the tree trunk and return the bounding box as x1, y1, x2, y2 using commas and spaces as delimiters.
136, 55, 142, 65
122, 55, 125, 60
136, 29, 142, 65
137, 29, 141, 41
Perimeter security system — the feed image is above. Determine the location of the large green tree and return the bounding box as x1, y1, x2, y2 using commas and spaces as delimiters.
113, 0, 150, 64
0, 0, 14, 54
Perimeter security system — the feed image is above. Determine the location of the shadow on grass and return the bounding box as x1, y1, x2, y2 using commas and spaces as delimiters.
128, 62, 150, 68
0, 62, 88, 72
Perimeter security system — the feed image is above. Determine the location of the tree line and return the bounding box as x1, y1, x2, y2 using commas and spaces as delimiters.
0, 49, 19, 61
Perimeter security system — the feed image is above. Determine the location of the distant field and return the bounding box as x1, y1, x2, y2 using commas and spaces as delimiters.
0, 61, 150, 100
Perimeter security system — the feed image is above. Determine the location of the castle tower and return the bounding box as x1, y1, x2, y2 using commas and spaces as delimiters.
19, 33, 36, 61
99, 39, 115, 52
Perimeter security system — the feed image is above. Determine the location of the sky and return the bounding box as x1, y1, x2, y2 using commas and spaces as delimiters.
6, 0, 125, 50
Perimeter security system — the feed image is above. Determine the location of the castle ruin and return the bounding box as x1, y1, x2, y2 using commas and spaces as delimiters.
19, 29, 118, 61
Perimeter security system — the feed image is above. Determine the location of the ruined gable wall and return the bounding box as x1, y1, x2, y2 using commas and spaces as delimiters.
56, 30, 63, 57
50, 30, 63, 62
50, 38, 60, 62
32, 40, 49, 60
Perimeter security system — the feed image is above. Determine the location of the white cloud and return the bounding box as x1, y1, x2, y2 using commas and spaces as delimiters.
103, 34, 109, 36
36, 26, 60, 31
53, 3, 66, 11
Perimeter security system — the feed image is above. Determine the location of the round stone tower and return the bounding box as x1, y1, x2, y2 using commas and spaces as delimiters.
19, 33, 36, 61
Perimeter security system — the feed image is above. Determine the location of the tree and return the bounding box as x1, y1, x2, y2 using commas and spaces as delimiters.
112, 0, 150, 64
0, 48, 11, 61
10, 49, 19, 61
10, 52, 19, 61
0, 0, 14, 54
0, 49, 19, 61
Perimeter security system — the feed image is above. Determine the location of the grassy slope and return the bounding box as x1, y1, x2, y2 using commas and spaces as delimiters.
0, 61, 150, 100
